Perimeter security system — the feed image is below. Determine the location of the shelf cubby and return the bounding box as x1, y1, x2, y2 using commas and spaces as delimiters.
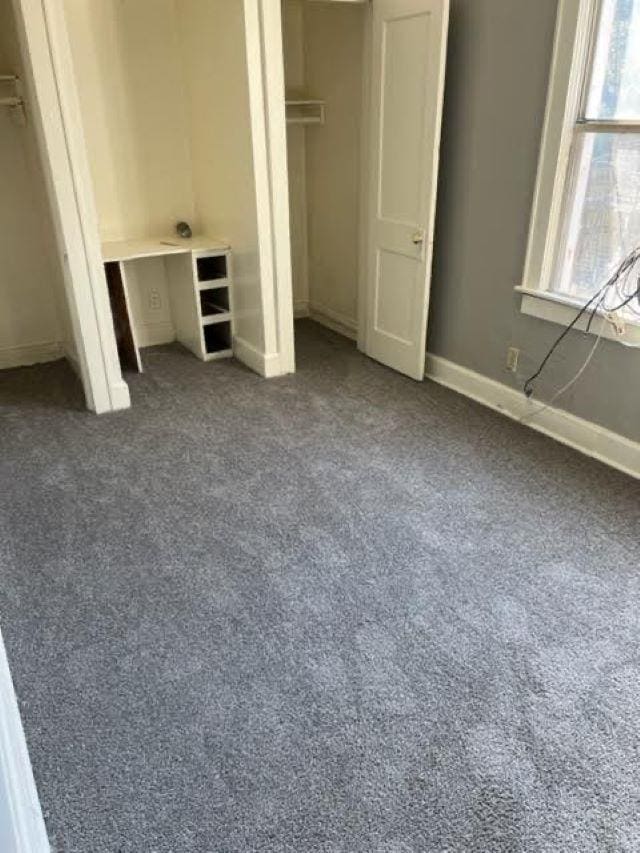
196, 254, 227, 283
203, 320, 232, 357
200, 287, 230, 316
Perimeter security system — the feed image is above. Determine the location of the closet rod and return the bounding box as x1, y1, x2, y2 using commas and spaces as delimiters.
0, 97, 22, 107
0, 75, 19, 82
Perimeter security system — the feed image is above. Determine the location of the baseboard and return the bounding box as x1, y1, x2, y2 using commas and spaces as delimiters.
426, 354, 640, 479
107, 380, 131, 413
233, 335, 286, 379
134, 321, 175, 349
0, 630, 50, 853
293, 300, 309, 319
0, 342, 63, 371
308, 303, 358, 341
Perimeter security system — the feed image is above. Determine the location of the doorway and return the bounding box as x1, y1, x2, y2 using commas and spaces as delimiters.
278, 0, 449, 381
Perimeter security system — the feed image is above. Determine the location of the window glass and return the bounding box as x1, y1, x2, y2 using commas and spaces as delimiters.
554, 133, 640, 302
585, 0, 640, 120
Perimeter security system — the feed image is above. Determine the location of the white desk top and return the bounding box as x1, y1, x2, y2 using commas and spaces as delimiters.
102, 236, 229, 263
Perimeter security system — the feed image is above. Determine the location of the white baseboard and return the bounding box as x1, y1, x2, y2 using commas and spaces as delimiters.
0, 630, 50, 853
108, 380, 132, 412
233, 335, 286, 379
135, 321, 175, 349
426, 354, 639, 479
0, 342, 63, 371
293, 300, 309, 319
308, 303, 358, 341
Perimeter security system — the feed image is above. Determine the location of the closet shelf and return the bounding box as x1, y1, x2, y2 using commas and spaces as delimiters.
102, 236, 228, 263
285, 91, 325, 126
197, 278, 230, 290
201, 312, 231, 326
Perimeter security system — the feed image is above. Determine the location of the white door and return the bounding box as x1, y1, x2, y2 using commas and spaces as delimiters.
363, 0, 449, 380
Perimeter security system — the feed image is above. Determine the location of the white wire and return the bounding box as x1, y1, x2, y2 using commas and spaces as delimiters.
521, 316, 607, 424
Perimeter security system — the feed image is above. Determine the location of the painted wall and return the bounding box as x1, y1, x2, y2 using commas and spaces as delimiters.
303, 1, 365, 332
0, 0, 68, 369
281, 0, 365, 333
178, 0, 266, 354
62, 0, 195, 243
428, 0, 640, 443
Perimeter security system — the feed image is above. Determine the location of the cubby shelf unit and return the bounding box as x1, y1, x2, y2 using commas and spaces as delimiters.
191, 249, 233, 361
101, 238, 234, 371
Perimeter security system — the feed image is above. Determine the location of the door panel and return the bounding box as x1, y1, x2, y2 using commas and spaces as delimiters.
364, 0, 449, 380
378, 11, 431, 225
375, 249, 416, 343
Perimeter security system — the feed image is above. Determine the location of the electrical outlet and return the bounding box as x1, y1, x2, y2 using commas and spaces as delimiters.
506, 346, 519, 373
149, 288, 161, 311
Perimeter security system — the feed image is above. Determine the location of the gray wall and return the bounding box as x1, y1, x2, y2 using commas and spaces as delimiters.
428, 0, 640, 443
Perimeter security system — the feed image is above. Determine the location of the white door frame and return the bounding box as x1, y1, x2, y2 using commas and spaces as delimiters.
358, 3, 374, 353
11, 0, 129, 414
0, 629, 50, 853
254, 0, 375, 363
258, 0, 449, 380
244, 0, 296, 376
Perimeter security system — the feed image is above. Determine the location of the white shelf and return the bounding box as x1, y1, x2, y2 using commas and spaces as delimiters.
197, 278, 230, 290
285, 91, 325, 126
103, 238, 234, 368
102, 235, 229, 263
201, 312, 231, 326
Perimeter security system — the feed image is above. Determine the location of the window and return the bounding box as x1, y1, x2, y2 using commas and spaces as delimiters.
521, 0, 640, 342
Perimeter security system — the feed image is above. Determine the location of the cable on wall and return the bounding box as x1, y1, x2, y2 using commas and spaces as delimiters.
522, 246, 640, 408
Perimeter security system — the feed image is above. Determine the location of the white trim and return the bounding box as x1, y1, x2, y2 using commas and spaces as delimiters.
42, 0, 131, 412
258, 0, 296, 375
518, 288, 640, 346
12, 0, 129, 414
232, 335, 282, 378
425, 353, 639, 480
0, 630, 50, 853
308, 303, 358, 340
0, 342, 63, 370
521, 0, 597, 296
243, 1, 295, 378
356, 4, 373, 354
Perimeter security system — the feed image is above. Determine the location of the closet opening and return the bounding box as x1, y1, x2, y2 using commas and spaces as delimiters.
273, 0, 450, 381
0, 0, 84, 410
281, 0, 369, 353
22, 0, 280, 406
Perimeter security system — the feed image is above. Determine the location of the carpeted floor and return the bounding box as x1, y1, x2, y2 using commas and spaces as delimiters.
1, 319, 639, 852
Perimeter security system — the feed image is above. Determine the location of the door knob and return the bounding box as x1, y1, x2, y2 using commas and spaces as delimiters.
412, 231, 425, 245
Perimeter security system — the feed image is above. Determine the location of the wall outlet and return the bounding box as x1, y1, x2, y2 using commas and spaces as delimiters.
149, 288, 162, 311
506, 346, 519, 373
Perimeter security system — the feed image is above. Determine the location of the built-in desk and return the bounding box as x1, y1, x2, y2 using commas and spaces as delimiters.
102, 236, 233, 372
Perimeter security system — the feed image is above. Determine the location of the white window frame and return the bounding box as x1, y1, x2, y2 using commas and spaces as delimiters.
518, 0, 640, 345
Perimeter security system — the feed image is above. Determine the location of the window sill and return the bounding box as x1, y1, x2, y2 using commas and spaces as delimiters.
516, 286, 640, 347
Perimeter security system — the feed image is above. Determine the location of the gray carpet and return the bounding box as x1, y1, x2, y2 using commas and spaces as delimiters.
1, 319, 639, 852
